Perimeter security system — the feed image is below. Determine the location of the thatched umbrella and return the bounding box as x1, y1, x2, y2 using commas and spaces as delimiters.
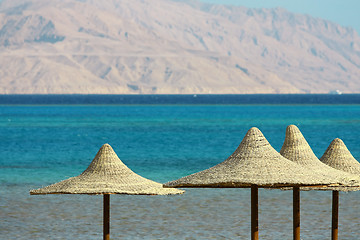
30, 144, 184, 240
165, 127, 339, 240
280, 125, 359, 183
320, 138, 360, 176
319, 138, 360, 240
280, 125, 360, 240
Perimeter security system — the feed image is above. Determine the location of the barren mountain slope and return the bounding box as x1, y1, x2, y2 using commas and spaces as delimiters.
0, 0, 359, 94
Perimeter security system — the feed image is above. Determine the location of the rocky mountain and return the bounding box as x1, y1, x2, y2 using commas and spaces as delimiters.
0, 0, 359, 94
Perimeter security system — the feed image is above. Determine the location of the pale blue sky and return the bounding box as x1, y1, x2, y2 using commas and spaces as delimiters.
0, 0, 358, 34
200, 0, 360, 35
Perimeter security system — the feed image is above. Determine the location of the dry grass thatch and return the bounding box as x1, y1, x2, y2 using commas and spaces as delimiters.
165, 127, 341, 188
30, 144, 184, 195
320, 138, 360, 176
280, 125, 360, 190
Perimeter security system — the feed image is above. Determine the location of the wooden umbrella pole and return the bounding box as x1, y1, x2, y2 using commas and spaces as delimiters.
293, 186, 300, 240
332, 191, 339, 240
251, 184, 259, 240
103, 194, 110, 240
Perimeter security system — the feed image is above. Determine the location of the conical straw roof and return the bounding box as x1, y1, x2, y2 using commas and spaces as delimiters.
30, 144, 184, 195
320, 138, 360, 176
165, 127, 339, 188
279, 125, 360, 187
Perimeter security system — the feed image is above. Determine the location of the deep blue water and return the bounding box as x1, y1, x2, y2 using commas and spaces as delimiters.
0, 94, 359, 239
1, 93, 360, 105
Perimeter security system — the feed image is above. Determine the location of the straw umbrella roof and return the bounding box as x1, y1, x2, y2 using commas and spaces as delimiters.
279, 125, 360, 187
30, 144, 184, 195
165, 127, 340, 188
320, 138, 360, 176
279, 126, 360, 240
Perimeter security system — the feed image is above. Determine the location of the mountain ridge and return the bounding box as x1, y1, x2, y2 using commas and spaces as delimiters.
0, 0, 359, 94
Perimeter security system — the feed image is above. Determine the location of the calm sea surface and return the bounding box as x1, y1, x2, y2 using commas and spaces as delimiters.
1, 94, 359, 239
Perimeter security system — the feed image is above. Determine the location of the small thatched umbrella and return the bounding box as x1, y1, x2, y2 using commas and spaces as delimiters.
30, 144, 184, 240
320, 138, 360, 176
319, 138, 360, 240
280, 125, 360, 240
165, 127, 339, 240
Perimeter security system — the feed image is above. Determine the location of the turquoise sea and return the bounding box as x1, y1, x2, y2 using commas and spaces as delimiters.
1, 94, 359, 239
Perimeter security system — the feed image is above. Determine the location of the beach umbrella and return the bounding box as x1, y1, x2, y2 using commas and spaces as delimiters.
320, 138, 360, 176
30, 144, 184, 240
319, 138, 360, 240
164, 127, 339, 240
279, 125, 359, 183
280, 125, 360, 240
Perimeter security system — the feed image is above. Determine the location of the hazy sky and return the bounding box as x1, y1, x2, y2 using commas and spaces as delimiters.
200, 0, 360, 35
0, 0, 358, 34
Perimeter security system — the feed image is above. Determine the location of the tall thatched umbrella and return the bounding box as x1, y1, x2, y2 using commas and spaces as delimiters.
319, 138, 360, 240
30, 144, 184, 240
164, 127, 339, 240
280, 125, 360, 240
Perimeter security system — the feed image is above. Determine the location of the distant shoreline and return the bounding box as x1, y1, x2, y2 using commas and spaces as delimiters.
0, 94, 359, 105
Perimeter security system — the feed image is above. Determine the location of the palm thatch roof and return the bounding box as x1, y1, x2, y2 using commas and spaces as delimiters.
30, 144, 184, 195
320, 138, 360, 176
279, 125, 360, 188
165, 127, 341, 188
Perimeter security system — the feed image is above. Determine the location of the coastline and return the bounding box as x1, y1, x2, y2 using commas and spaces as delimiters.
0, 93, 359, 105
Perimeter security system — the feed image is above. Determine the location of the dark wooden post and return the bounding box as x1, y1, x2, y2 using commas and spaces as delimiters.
103, 194, 110, 240
293, 186, 300, 240
332, 191, 339, 240
251, 185, 259, 240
